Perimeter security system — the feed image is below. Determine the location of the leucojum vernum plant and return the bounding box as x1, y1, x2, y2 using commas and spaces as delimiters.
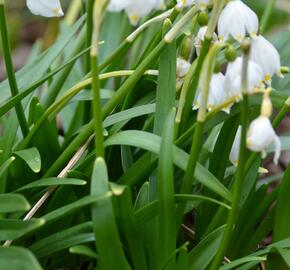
1, 0, 290, 269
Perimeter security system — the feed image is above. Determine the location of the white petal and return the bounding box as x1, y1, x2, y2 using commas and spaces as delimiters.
125, 0, 161, 25
176, 58, 191, 78
225, 57, 263, 96
176, 0, 195, 8
26, 0, 64, 17
218, 0, 258, 41
195, 73, 228, 110
250, 35, 281, 80
108, 0, 133, 12
247, 116, 279, 158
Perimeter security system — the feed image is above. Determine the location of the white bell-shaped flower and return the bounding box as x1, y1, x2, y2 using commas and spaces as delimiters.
125, 0, 160, 25
176, 0, 195, 8
225, 57, 264, 98
194, 73, 229, 111
196, 0, 213, 10
247, 116, 281, 164
194, 26, 218, 55
152, 0, 166, 9
108, 0, 133, 12
229, 126, 241, 166
250, 35, 281, 83
218, 0, 258, 42
176, 58, 191, 78
26, 0, 64, 17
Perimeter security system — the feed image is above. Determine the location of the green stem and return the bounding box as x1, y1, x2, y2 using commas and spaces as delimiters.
260, 0, 276, 33
180, 0, 226, 132
91, 54, 104, 157
176, 43, 223, 225
210, 47, 250, 270
86, 0, 94, 73
42, 27, 87, 108
0, 2, 28, 136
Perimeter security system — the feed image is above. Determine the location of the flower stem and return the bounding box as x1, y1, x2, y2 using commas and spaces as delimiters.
0, 2, 28, 136
176, 43, 224, 226
209, 44, 251, 270
180, 0, 226, 132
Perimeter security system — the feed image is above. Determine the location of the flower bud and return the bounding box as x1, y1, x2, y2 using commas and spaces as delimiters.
197, 11, 208, 27
225, 46, 237, 62
179, 36, 193, 61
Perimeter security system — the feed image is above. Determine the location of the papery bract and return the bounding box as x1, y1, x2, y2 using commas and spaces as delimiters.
230, 126, 241, 166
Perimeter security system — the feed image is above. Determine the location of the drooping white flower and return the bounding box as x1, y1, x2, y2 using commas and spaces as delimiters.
26, 0, 64, 17
224, 57, 264, 98
176, 58, 191, 89
247, 116, 281, 164
125, 0, 160, 25
196, 0, 213, 10
153, 0, 166, 9
194, 26, 218, 55
194, 73, 229, 111
229, 126, 241, 166
176, 0, 195, 8
176, 58, 191, 78
250, 35, 281, 83
218, 0, 258, 41
108, 0, 133, 12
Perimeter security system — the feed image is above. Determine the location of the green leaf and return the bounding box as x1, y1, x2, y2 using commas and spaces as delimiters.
116, 185, 148, 270
0, 16, 85, 102
273, 164, 290, 242
0, 157, 15, 192
135, 194, 230, 226
0, 194, 30, 213
29, 222, 94, 258
0, 246, 42, 270
157, 109, 177, 270
103, 104, 156, 128
188, 226, 225, 270
0, 218, 45, 241
41, 195, 107, 225
105, 130, 232, 202
13, 148, 41, 173
91, 158, 131, 270
220, 256, 266, 270
69, 245, 98, 259
15, 178, 87, 192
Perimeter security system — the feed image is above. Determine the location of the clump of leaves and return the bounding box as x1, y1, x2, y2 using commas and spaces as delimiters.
1, 0, 290, 270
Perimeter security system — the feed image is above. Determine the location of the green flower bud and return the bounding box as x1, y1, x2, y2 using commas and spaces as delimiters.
179, 36, 193, 61
197, 11, 208, 27
225, 45, 237, 62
